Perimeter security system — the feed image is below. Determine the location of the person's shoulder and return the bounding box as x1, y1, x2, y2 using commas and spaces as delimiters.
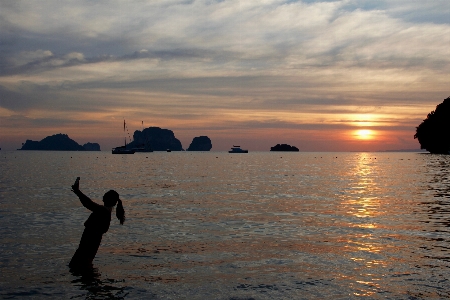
90, 202, 107, 212
98, 205, 111, 215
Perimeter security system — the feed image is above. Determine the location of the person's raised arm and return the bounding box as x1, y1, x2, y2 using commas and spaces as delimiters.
71, 177, 102, 211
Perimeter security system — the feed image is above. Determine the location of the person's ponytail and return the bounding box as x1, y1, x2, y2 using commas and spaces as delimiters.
116, 199, 125, 225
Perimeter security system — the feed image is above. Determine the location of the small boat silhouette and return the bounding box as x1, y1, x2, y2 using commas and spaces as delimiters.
229, 145, 248, 153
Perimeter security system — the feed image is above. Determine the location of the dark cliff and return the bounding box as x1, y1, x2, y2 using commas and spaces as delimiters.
414, 96, 450, 154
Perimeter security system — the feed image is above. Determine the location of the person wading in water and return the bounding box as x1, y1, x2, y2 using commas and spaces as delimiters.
69, 177, 125, 270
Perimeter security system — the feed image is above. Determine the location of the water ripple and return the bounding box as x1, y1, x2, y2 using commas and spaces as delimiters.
1, 151, 449, 299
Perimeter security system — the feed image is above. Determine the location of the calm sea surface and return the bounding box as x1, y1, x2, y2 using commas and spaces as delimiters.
1, 151, 450, 299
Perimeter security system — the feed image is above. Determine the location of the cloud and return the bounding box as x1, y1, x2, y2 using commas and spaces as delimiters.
0, 0, 448, 150
1, 0, 448, 78
385, 0, 450, 24
3, 50, 87, 75
9, 50, 54, 66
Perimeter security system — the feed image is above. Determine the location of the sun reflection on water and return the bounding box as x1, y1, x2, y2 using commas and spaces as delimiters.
337, 153, 392, 297
342, 153, 382, 219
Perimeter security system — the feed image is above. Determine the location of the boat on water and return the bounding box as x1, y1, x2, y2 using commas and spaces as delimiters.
112, 145, 135, 154
133, 147, 153, 153
112, 120, 135, 154
229, 145, 248, 153
132, 143, 153, 152
133, 122, 154, 152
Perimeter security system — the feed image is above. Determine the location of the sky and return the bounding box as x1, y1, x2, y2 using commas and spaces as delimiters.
0, 0, 449, 151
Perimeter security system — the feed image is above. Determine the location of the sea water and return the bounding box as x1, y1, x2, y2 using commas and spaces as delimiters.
0, 151, 449, 299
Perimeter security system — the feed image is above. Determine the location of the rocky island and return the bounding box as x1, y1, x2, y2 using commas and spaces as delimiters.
414, 96, 450, 154
82, 142, 101, 151
19, 133, 101, 151
187, 136, 212, 151
270, 144, 299, 152
127, 127, 183, 151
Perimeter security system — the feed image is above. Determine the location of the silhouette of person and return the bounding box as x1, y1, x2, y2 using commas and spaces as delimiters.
69, 177, 125, 270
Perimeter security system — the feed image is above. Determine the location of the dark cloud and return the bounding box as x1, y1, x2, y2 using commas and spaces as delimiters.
0, 47, 239, 76
0, 83, 55, 111
0, 82, 116, 112
0, 114, 105, 130
386, 1, 450, 24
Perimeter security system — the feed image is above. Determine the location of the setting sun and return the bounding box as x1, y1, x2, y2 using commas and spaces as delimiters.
355, 129, 374, 140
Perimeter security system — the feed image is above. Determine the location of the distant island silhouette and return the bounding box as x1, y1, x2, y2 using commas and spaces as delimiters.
19, 134, 100, 151
127, 127, 184, 151
187, 136, 212, 151
83, 142, 101, 151
414, 96, 450, 154
270, 144, 299, 152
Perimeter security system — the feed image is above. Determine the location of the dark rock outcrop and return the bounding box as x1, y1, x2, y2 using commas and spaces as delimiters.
415, 96, 450, 154
270, 144, 299, 152
128, 127, 183, 151
187, 136, 212, 151
83, 142, 101, 151
19, 133, 86, 151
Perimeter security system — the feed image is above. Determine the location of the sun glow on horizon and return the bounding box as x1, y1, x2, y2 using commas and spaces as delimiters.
355, 129, 374, 140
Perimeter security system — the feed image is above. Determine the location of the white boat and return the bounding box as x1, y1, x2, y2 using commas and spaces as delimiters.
229, 145, 248, 153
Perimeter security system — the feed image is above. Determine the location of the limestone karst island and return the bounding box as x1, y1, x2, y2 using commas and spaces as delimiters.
19, 134, 100, 151
270, 144, 299, 152
17, 127, 213, 152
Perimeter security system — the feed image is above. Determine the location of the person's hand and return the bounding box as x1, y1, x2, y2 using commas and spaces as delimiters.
72, 177, 80, 191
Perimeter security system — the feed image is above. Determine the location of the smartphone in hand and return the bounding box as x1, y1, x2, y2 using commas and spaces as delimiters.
72, 177, 80, 191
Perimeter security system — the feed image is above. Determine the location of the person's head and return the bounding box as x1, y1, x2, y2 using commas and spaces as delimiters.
103, 190, 125, 225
